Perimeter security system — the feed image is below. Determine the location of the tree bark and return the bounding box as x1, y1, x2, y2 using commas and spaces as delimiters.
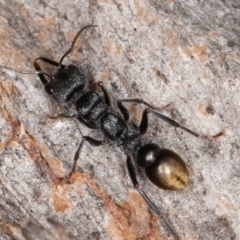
0, 0, 239, 239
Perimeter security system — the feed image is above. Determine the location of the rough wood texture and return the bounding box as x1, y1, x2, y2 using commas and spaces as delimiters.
0, 0, 239, 239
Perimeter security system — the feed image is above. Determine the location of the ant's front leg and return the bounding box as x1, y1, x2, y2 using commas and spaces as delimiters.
34, 57, 66, 85
47, 113, 97, 129
98, 82, 111, 107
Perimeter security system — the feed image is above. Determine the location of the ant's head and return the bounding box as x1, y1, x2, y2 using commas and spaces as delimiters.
38, 25, 97, 103
136, 143, 189, 190
44, 65, 86, 103
0, 25, 97, 104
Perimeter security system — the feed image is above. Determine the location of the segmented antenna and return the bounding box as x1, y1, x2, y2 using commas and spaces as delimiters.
0, 65, 51, 79
59, 24, 97, 67
0, 25, 97, 79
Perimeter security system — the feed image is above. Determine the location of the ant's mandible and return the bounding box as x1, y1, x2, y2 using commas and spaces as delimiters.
0, 25, 200, 238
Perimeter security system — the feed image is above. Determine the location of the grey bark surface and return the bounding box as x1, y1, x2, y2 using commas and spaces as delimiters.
0, 0, 239, 239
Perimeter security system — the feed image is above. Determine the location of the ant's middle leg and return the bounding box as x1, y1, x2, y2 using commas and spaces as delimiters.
117, 98, 158, 121
46, 116, 101, 181
67, 136, 103, 180
117, 98, 198, 137
118, 98, 172, 121
139, 108, 199, 137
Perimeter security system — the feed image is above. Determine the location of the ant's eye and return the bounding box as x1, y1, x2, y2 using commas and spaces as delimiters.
45, 84, 54, 95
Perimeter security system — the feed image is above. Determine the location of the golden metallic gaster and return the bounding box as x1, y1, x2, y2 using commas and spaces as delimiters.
145, 149, 189, 190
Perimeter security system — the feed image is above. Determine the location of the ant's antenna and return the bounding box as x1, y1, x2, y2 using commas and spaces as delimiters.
0, 65, 52, 80
59, 24, 97, 67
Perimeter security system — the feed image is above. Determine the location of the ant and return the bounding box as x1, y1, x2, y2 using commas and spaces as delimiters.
0, 25, 201, 239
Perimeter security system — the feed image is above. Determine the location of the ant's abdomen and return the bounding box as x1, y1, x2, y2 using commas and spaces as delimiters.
145, 149, 189, 190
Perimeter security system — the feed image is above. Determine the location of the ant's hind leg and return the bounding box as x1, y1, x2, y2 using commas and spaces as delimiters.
126, 156, 161, 214
126, 155, 179, 239
143, 108, 224, 140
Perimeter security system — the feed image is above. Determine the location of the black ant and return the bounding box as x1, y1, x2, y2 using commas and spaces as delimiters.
0, 25, 200, 239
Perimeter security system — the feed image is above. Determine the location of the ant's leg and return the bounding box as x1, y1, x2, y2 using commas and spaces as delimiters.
46, 116, 98, 179
126, 156, 179, 239
117, 98, 198, 137
47, 113, 97, 129
98, 82, 111, 106
35, 57, 61, 67
139, 108, 198, 137
68, 136, 103, 178
34, 57, 66, 85
126, 156, 160, 213
118, 98, 171, 121
77, 115, 97, 129
117, 98, 157, 121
